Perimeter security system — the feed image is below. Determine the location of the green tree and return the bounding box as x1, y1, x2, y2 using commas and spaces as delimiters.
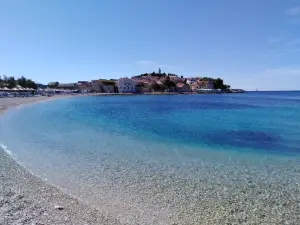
26, 79, 37, 89
135, 83, 144, 88
212, 78, 223, 89
17, 76, 27, 87
3, 75, 8, 86
151, 82, 163, 91
162, 79, 176, 89
201, 77, 213, 81
200, 77, 230, 90
7, 76, 17, 88
213, 78, 230, 90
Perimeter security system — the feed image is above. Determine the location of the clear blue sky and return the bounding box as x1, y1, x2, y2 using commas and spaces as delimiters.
1, 0, 300, 90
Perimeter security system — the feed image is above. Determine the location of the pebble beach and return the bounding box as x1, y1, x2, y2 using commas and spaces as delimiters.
0, 96, 121, 225
1, 96, 300, 225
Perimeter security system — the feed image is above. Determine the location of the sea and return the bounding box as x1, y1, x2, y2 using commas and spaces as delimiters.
1, 91, 300, 223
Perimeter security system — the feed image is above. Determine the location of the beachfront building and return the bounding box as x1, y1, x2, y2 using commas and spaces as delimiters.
186, 77, 201, 85
189, 80, 213, 92
47, 82, 59, 88
57, 83, 78, 90
190, 83, 200, 92
198, 80, 214, 89
91, 80, 115, 93
117, 78, 136, 93
176, 83, 190, 92
136, 81, 152, 93
77, 81, 91, 93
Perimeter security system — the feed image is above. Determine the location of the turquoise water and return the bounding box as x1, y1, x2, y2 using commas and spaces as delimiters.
1, 92, 300, 223
3, 92, 300, 155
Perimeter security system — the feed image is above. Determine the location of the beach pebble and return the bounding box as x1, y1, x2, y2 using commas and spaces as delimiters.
54, 205, 64, 210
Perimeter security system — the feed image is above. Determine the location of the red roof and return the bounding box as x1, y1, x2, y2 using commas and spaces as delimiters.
176, 83, 188, 87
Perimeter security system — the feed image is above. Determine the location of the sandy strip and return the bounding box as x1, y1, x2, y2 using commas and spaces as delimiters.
0, 96, 121, 225
0, 96, 68, 115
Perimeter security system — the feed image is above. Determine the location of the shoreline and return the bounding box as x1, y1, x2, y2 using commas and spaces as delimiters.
0, 96, 121, 225
0, 95, 67, 115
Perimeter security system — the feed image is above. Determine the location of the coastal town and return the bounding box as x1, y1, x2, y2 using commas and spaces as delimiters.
0, 69, 245, 97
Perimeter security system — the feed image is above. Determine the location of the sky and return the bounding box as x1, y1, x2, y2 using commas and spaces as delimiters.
1, 0, 300, 90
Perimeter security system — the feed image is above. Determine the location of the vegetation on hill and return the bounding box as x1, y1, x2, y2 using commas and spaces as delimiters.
162, 76, 177, 89
150, 82, 163, 91
133, 72, 180, 78
201, 77, 231, 90
149, 76, 177, 92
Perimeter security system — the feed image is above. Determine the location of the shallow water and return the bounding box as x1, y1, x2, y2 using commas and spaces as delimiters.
1, 92, 300, 224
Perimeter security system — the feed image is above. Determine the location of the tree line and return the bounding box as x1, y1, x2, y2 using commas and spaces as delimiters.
134, 72, 182, 78
0, 75, 38, 89
150, 76, 177, 91
201, 77, 231, 90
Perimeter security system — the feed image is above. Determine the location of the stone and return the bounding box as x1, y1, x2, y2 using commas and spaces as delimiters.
54, 205, 64, 210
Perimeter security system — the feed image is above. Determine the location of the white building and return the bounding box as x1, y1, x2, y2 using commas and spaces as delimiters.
186, 77, 198, 85
117, 78, 136, 93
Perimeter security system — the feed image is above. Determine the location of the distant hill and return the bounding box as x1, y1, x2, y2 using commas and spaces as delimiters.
133, 72, 180, 78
